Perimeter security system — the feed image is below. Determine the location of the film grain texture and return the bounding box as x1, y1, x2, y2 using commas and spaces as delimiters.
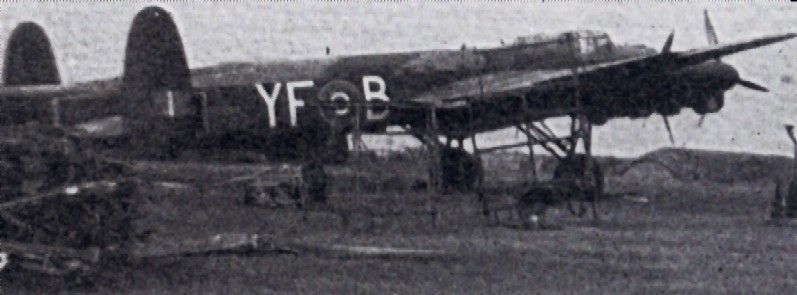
0, 1, 796, 294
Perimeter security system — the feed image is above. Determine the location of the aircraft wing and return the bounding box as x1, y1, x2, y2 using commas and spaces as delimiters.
410, 33, 796, 111
672, 33, 797, 66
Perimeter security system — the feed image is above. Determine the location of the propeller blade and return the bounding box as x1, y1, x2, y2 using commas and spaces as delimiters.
662, 31, 675, 53
697, 115, 707, 127
661, 115, 675, 144
786, 124, 797, 145
737, 79, 769, 92
704, 10, 719, 45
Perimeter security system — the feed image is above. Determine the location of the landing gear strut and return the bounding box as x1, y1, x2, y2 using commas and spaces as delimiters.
511, 114, 604, 226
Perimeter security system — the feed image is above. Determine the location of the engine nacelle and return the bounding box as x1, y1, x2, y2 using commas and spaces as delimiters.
2, 22, 60, 86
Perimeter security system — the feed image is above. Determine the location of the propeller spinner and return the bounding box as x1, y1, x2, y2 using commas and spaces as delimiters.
696, 10, 770, 127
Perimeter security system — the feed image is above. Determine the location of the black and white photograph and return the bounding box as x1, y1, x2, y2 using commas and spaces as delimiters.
0, 1, 796, 293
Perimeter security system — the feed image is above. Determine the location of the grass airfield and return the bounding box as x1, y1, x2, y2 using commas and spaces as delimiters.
7, 148, 797, 294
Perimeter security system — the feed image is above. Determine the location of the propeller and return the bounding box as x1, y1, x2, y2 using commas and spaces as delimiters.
704, 10, 719, 47
703, 9, 768, 95
702, 10, 768, 93
661, 114, 675, 144
695, 10, 769, 127
662, 31, 675, 53
736, 79, 769, 92
696, 10, 720, 127
655, 31, 677, 144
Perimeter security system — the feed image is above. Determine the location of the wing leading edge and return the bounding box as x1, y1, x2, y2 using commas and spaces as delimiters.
410, 32, 796, 113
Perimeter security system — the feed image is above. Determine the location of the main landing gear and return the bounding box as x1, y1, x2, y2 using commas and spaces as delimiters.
412, 112, 605, 229
513, 115, 604, 228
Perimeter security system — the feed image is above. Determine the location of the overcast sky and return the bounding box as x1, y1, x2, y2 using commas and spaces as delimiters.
1, 2, 795, 157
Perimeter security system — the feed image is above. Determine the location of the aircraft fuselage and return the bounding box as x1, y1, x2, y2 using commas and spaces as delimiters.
0, 30, 746, 162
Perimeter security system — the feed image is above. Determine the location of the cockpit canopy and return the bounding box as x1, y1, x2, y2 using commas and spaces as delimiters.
514, 30, 614, 56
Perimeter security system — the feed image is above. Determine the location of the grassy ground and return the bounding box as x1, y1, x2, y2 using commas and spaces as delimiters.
6, 152, 797, 294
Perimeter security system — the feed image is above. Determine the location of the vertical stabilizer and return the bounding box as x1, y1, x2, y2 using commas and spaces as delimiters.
2, 22, 60, 86
122, 6, 190, 92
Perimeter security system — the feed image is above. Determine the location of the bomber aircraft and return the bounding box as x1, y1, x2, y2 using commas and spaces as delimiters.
0, 6, 795, 206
